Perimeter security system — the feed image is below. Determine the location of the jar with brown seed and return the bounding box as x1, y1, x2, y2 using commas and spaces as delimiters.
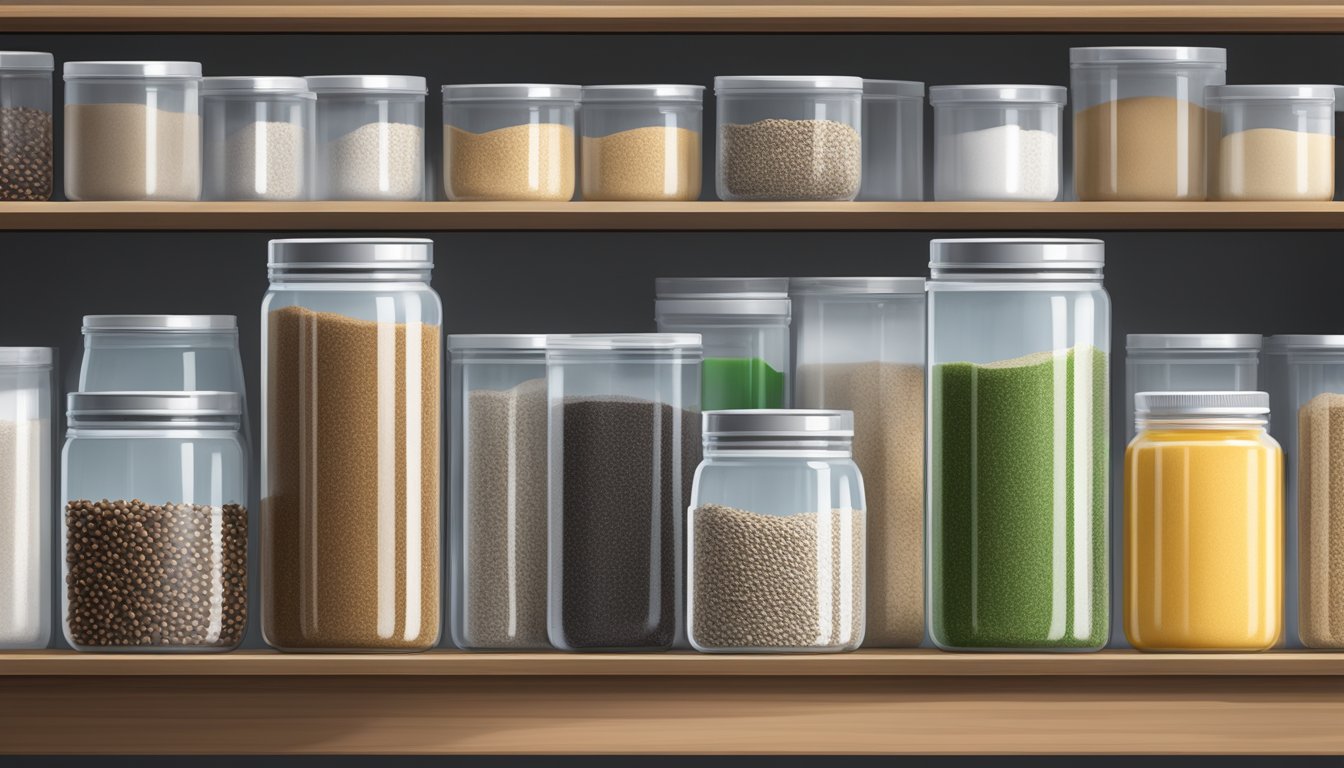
0, 52, 54, 202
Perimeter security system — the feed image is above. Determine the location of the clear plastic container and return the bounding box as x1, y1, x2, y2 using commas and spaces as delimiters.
1206, 85, 1335, 201
927, 238, 1110, 652
203, 76, 314, 201
715, 75, 863, 201
930, 84, 1065, 202
62, 392, 247, 652
859, 79, 924, 201
443, 83, 580, 202
307, 75, 426, 201
688, 409, 865, 653
63, 61, 203, 201
448, 334, 550, 651
1071, 46, 1227, 201
0, 348, 53, 650
547, 333, 701, 651
0, 52, 54, 201
1124, 392, 1282, 652
790, 277, 925, 648
654, 277, 789, 411
580, 84, 703, 201
262, 238, 441, 652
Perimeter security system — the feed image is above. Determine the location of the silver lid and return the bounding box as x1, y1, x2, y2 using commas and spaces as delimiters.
83, 315, 237, 333
447, 334, 547, 351
442, 83, 581, 101
305, 75, 427, 94
582, 84, 704, 103
0, 347, 54, 367
1127, 333, 1262, 351
548, 333, 701, 351
930, 238, 1104, 274
789, 277, 926, 295
64, 61, 202, 79
1264, 334, 1344, 351
268, 238, 433, 272
68, 391, 242, 418
703, 409, 853, 438
656, 277, 788, 299
714, 75, 863, 92
928, 84, 1067, 105
1070, 46, 1227, 65
1135, 391, 1269, 419
203, 76, 312, 95
0, 52, 54, 71
1206, 84, 1337, 102
863, 79, 924, 99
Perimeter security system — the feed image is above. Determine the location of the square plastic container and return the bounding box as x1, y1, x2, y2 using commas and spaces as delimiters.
860, 79, 924, 201
1206, 85, 1335, 201
930, 84, 1065, 202
443, 83, 580, 201
203, 76, 314, 201
0, 52, 54, 201
307, 75, 427, 201
580, 84, 703, 201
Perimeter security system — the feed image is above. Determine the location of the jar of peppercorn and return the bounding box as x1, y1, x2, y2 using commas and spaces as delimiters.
0, 52, 54, 201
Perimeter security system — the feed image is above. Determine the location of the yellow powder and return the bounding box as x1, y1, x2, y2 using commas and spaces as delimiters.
581, 126, 701, 201
1214, 128, 1334, 201
445, 123, 575, 201
1074, 96, 1210, 201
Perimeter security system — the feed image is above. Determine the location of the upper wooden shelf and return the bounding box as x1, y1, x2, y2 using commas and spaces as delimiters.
3, 1, 1344, 33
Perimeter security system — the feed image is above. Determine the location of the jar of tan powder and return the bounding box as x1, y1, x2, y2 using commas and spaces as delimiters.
1206, 85, 1336, 201
442, 83, 580, 201
580, 84, 703, 201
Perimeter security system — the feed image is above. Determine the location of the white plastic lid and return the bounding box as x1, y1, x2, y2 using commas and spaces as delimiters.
1135, 391, 1269, 419
1070, 46, 1227, 65
64, 61, 202, 79
714, 75, 863, 93
929, 84, 1067, 105
1264, 335, 1344, 352
1127, 333, 1262, 351
203, 76, 312, 95
0, 347, 54, 367
447, 334, 548, 350
789, 277, 926, 295
442, 83, 582, 101
930, 238, 1104, 275
268, 238, 433, 272
1206, 84, 1337, 102
0, 52, 54, 71
83, 315, 237, 332
656, 277, 788, 299
703, 409, 853, 438
548, 333, 701, 351
305, 75, 427, 95
582, 84, 704, 103
863, 79, 925, 99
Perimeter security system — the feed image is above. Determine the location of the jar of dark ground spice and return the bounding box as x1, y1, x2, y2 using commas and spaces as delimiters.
62, 392, 248, 652
0, 52, 54, 201
261, 238, 441, 652
546, 333, 701, 651
927, 238, 1110, 652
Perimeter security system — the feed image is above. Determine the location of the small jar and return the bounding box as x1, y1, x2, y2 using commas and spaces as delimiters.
448, 334, 550, 651
860, 79, 924, 201
715, 75, 863, 201
580, 84, 703, 201
1206, 85, 1335, 201
654, 277, 790, 410
547, 334, 701, 651
307, 75, 426, 201
262, 238, 441, 652
688, 410, 865, 653
63, 61, 203, 201
1125, 392, 1282, 652
442, 83, 580, 201
62, 392, 248, 652
930, 84, 1065, 202
203, 76, 314, 201
0, 52, 54, 201
1071, 46, 1227, 201
0, 348, 54, 650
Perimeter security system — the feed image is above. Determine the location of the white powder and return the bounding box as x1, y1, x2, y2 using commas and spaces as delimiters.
219, 120, 307, 201
326, 121, 423, 200
936, 124, 1059, 201
0, 419, 47, 647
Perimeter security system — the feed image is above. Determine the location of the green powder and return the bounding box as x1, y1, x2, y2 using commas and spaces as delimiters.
702, 357, 784, 410
930, 345, 1109, 650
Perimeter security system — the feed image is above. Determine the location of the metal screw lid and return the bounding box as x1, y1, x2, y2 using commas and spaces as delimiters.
305, 75, 427, 94
0, 347, 54, 367
268, 238, 434, 273
1126, 333, 1262, 351
1135, 391, 1269, 419
82, 315, 237, 332
64, 61, 202, 79
447, 334, 548, 350
929, 238, 1104, 276
703, 409, 853, 438
68, 391, 243, 418
789, 277, 926, 295
0, 52, 54, 71
548, 333, 701, 351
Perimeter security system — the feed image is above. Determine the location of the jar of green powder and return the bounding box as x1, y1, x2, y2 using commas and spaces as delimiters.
927, 238, 1111, 652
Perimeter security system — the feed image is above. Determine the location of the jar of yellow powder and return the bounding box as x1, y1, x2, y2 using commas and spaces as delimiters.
1124, 391, 1282, 652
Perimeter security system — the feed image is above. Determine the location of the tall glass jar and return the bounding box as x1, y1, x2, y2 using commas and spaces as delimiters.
0, 348, 53, 650
0, 51, 54, 201
547, 333, 701, 651
927, 238, 1110, 652
261, 238, 442, 652
791, 277, 925, 648
62, 392, 247, 652
688, 409, 865, 653
448, 334, 550, 650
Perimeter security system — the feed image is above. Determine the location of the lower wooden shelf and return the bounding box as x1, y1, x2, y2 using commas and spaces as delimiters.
0, 649, 1341, 754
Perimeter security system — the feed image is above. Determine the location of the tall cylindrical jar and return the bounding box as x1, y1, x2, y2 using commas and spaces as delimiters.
930, 84, 1065, 202
1206, 85, 1335, 201
62, 392, 248, 652
547, 334, 701, 651
580, 84, 703, 201
1071, 46, 1226, 201
688, 410, 865, 653
448, 334, 550, 650
307, 75, 426, 201
860, 79, 923, 201
63, 61, 203, 201
0, 52, 54, 201
654, 277, 790, 411
791, 277, 925, 647
442, 84, 580, 201
0, 348, 53, 649
927, 238, 1110, 652
203, 76, 314, 201
262, 238, 441, 652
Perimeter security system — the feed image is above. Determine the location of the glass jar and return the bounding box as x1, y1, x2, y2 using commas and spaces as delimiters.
203, 76, 314, 201
654, 277, 790, 411
715, 75, 862, 201
1124, 392, 1282, 652
62, 392, 247, 652
580, 84, 703, 201
0, 52, 54, 201
1206, 85, 1335, 201
448, 334, 550, 651
688, 409, 865, 653
1071, 46, 1227, 201
930, 84, 1065, 202
859, 79, 924, 202
63, 61, 203, 201
791, 277, 925, 648
307, 75, 426, 201
547, 333, 701, 651
261, 238, 442, 652
0, 348, 53, 650
442, 83, 580, 202
927, 238, 1110, 652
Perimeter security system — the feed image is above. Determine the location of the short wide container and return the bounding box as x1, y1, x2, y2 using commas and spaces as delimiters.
0, 52, 54, 201
443, 84, 580, 202
930, 84, 1065, 202
860, 79, 924, 201
307, 75, 427, 201
580, 84, 703, 201
0, 348, 53, 650
1207, 85, 1335, 201
203, 76, 314, 201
